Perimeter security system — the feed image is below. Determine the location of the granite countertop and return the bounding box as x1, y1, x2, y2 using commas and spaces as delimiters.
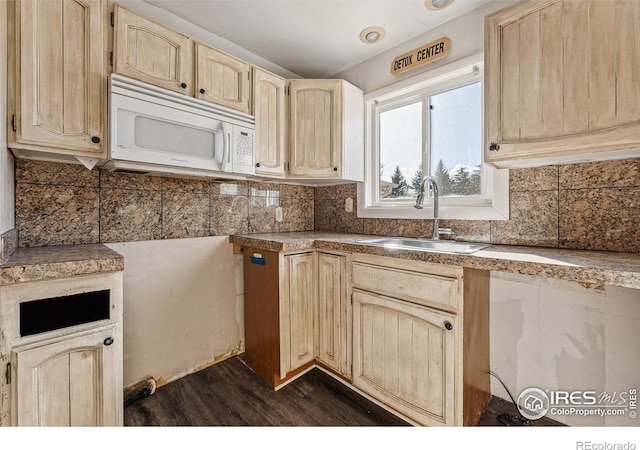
0, 244, 124, 286
230, 232, 640, 290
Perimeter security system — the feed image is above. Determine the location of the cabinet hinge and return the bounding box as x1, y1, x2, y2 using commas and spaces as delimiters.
5, 362, 10, 385
109, 52, 113, 67
110, 12, 114, 27
285, 161, 290, 172
11, 115, 17, 132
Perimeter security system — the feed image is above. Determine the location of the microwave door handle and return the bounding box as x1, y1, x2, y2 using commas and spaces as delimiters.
221, 123, 232, 172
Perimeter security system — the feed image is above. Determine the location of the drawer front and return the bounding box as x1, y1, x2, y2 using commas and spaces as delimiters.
351, 262, 458, 310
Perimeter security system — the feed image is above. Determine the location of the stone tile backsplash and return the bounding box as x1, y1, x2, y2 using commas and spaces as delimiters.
314, 158, 640, 253
14, 159, 313, 247
14, 158, 639, 252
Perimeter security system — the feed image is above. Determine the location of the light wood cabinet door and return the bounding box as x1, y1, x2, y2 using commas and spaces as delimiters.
8, 0, 107, 157
114, 5, 193, 95
486, 0, 640, 166
352, 290, 457, 426
196, 42, 250, 113
253, 67, 287, 177
280, 253, 315, 376
11, 324, 123, 427
316, 253, 348, 377
289, 80, 342, 178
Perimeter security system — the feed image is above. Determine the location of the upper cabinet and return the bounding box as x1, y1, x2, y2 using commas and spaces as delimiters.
289, 80, 364, 181
8, 2, 365, 180
485, 0, 640, 167
196, 42, 250, 113
252, 67, 288, 178
252, 76, 365, 182
113, 6, 251, 114
113, 5, 193, 95
8, 0, 108, 159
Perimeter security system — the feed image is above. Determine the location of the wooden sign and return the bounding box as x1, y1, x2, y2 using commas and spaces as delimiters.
390, 37, 451, 75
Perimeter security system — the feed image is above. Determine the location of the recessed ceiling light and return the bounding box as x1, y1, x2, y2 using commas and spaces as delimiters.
360, 26, 386, 44
425, 0, 455, 11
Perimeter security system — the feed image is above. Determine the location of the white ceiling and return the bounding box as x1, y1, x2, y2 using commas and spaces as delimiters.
144, 0, 493, 78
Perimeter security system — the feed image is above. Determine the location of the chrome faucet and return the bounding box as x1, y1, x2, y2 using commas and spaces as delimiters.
414, 176, 451, 240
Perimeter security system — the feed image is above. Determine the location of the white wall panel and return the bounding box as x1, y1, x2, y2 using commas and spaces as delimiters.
490, 272, 640, 426
106, 237, 244, 388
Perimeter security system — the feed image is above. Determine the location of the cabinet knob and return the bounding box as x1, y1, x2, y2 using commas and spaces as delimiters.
489, 142, 500, 151
333, 167, 338, 172
91, 136, 100, 144
199, 88, 205, 94
256, 162, 261, 168
444, 322, 453, 331
181, 82, 187, 89
103, 337, 114, 346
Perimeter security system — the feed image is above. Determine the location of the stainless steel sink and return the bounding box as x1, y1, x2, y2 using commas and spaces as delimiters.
356, 237, 490, 254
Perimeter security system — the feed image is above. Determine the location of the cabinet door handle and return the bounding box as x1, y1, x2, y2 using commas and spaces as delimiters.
256, 162, 261, 167
103, 337, 114, 346
199, 88, 205, 94
91, 136, 100, 144
181, 82, 187, 89
444, 321, 453, 331
489, 142, 500, 151
333, 167, 338, 172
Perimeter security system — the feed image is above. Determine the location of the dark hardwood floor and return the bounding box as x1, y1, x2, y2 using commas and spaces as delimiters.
124, 355, 563, 427
125, 355, 407, 426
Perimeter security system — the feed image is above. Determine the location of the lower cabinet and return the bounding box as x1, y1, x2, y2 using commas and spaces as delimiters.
279, 252, 315, 376
352, 290, 456, 426
241, 246, 489, 426
316, 252, 349, 377
0, 272, 124, 427
350, 254, 489, 426
11, 324, 122, 426
243, 248, 349, 387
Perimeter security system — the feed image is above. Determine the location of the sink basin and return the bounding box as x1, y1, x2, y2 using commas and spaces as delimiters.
356, 237, 490, 254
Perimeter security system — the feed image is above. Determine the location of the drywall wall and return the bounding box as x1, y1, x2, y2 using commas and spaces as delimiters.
117, 0, 300, 79
333, 0, 516, 92
106, 237, 244, 388
0, 0, 15, 236
490, 272, 640, 426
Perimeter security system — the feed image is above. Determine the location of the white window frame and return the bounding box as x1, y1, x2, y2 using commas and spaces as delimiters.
357, 54, 509, 221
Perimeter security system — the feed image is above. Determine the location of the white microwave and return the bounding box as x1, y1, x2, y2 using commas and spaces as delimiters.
102, 74, 255, 179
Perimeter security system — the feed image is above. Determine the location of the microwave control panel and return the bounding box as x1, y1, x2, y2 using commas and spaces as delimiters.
232, 126, 255, 175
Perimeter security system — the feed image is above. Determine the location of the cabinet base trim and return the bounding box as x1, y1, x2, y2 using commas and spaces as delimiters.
273, 362, 315, 391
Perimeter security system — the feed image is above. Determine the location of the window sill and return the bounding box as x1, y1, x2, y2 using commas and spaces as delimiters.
357, 166, 510, 221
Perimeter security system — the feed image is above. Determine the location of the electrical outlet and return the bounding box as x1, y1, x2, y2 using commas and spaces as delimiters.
275, 207, 283, 222
345, 197, 354, 213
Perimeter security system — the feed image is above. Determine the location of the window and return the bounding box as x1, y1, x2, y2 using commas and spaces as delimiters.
358, 56, 509, 220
